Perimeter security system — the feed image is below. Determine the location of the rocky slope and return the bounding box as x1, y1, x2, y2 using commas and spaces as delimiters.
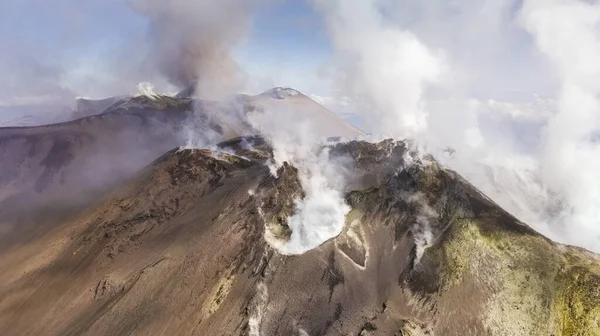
0, 88, 361, 236
0, 137, 598, 336
0, 95, 194, 226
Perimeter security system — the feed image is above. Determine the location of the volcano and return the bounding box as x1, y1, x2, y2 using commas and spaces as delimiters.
0, 89, 598, 336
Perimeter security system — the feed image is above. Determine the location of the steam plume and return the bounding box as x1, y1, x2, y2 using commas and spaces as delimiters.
310, 0, 445, 139
310, 0, 600, 252
248, 282, 269, 336
136, 82, 159, 100
520, 0, 600, 250
129, 0, 262, 98
249, 104, 350, 255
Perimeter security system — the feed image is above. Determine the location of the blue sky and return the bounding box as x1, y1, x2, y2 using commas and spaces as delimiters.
237, 0, 333, 93
0, 1, 145, 56
0, 0, 332, 106
0, 0, 549, 104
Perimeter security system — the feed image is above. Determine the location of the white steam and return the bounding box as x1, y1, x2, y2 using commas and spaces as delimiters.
178, 117, 222, 150
519, 0, 600, 250
249, 105, 350, 255
136, 82, 160, 100
310, 0, 445, 139
298, 328, 310, 336
282, 147, 350, 255
401, 192, 438, 265
310, 0, 600, 252
248, 282, 269, 336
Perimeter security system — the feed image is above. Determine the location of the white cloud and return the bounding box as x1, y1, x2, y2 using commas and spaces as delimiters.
310, 0, 445, 140
303, 0, 600, 253
485, 96, 555, 122
519, 0, 600, 251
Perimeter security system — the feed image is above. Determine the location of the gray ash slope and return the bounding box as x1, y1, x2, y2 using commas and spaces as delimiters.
0, 95, 194, 221
0, 136, 598, 336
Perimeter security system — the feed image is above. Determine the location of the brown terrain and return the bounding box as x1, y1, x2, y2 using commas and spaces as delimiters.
0, 90, 599, 336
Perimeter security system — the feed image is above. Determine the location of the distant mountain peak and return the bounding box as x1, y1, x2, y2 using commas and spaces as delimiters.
261, 87, 303, 99
176, 85, 304, 100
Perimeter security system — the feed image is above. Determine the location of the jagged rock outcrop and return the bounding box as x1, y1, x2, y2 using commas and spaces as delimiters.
0, 137, 598, 335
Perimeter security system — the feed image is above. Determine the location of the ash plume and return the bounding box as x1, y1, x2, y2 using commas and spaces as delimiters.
128, 0, 263, 99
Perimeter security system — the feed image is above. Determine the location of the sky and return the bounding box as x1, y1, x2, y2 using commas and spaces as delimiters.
0, 0, 331, 106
